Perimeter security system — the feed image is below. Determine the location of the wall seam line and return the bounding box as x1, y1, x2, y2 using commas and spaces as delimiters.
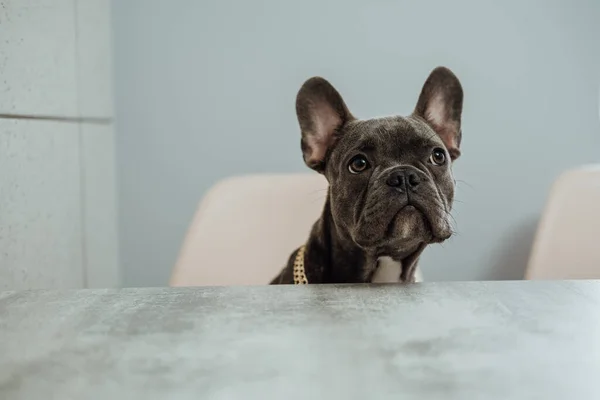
72, 0, 89, 289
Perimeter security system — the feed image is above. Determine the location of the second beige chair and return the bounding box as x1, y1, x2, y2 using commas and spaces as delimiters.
525, 165, 600, 280
171, 173, 328, 286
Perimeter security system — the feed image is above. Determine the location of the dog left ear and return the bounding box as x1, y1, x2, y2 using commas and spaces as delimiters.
413, 67, 464, 160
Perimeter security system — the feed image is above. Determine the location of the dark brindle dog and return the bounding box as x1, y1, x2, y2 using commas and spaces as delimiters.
271, 67, 463, 284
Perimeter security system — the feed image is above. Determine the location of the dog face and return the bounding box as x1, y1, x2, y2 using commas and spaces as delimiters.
296, 67, 463, 258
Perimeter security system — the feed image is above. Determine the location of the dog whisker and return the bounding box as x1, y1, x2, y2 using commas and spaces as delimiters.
309, 196, 327, 204
455, 180, 474, 190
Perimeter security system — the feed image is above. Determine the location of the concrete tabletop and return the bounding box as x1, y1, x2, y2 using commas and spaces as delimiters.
1, 281, 599, 399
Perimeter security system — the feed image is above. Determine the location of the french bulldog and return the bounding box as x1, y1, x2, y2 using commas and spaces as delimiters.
271, 67, 463, 284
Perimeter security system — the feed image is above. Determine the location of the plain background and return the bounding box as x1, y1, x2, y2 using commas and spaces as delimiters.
113, 0, 600, 287
0, 0, 119, 290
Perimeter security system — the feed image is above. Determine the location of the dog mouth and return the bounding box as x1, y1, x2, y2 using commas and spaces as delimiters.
385, 205, 418, 236
385, 203, 446, 243
352, 190, 452, 249
409, 203, 437, 238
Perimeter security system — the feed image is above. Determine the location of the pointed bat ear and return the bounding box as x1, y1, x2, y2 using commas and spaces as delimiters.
414, 67, 464, 160
296, 77, 354, 172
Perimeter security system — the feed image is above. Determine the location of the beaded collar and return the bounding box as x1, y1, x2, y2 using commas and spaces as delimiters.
293, 246, 308, 284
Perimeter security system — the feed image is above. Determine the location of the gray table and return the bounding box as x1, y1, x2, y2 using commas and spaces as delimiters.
1, 281, 599, 399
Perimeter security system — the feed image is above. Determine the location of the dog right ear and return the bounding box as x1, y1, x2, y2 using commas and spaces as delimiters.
296, 77, 354, 172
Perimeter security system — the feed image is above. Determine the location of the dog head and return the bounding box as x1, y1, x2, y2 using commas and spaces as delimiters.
296, 67, 463, 259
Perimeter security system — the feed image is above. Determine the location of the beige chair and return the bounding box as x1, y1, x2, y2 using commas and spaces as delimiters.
525, 165, 600, 280
171, 173, 328, 286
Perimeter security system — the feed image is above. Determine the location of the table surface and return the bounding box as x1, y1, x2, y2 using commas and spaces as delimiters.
1, 281, 599, 400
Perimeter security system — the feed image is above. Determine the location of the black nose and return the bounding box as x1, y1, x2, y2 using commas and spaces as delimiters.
386, 170, 421, 191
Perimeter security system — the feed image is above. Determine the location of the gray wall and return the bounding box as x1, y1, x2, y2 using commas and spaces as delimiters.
0, 0, 119, 290
113, 0, 600, 287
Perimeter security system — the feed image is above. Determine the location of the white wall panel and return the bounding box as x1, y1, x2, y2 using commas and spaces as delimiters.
75, 0, 113, 117
80, 125, 119, 288
0, 0, 78, 116
75, 0, 119, 287
0, 119, 83, 290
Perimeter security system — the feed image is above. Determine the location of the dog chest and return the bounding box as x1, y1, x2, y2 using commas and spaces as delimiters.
371, 256, 423, 283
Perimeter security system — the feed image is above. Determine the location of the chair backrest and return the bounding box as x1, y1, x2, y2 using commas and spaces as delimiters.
171, 173, 328, 286
525, 165, 600, 280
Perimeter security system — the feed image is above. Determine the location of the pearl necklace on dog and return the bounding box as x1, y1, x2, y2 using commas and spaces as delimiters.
293, 246, 308, 284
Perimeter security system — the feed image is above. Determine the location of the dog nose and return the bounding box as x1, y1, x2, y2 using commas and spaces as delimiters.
407, 171, 420, 189
386, 172, 405, 189
386, 170, 421, 191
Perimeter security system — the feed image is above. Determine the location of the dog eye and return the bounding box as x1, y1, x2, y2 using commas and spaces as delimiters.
348, 155, 370, 174
429, 148, 446, 166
